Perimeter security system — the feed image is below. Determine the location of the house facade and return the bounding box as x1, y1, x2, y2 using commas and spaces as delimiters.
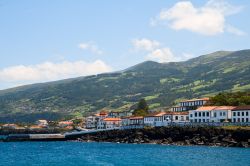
97, 118, 122, 129
121, 116, 144, 129
231, 106, 250, 123
86, 116, 97, 129
172, 98, 209, 112
144, 112, 166, 127
189, 106, 235, 123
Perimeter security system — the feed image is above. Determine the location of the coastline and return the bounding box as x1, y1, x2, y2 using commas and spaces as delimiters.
69, 126, 250, 148
1, 126, 250, 148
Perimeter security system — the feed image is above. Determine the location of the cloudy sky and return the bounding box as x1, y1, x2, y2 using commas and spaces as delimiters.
0, 0, 249, 90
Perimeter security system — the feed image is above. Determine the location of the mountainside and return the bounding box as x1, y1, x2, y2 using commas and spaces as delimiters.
1, 49, 250, 123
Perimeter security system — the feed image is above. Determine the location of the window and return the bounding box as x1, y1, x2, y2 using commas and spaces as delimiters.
214, 112, 217, 117
199, 112, 201, 117
195, 113, 197, 117
194, 119, 197, 123
223, 112, 226, 116
238, 118, 240, 122
207, 112, 209, 117
246, 112, 249, 116
220, 112, 222, 116
238, 112, 240, 116
242, 118, 244, 122
233, 118, 236, 122
202, 112, 205, 117
242, 112, 245, 116
233, 112, 236, 116
175, 116, 178, 120
199, 119, 201, 122
246, 118, 249, 122
190, 120, 193, 123
190, 114, 193, 118
203, 119, 205, 122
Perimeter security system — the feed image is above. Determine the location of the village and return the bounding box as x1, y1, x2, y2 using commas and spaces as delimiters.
85, 98, 250, 130
1, 97, 249, 133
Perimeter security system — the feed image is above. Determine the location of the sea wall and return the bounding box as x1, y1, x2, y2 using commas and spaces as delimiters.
76, 126, 250, 147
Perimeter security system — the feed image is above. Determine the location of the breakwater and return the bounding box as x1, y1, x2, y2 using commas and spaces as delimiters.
74, 126, 250, 148
1, 134, 65, 142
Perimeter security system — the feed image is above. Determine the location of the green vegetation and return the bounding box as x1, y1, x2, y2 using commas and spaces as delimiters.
132, 99, 149, 116
0, 49, 250, 122
209, 91, 250, 106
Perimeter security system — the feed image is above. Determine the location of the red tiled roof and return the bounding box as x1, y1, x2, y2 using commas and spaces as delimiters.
129, 116, 143, 120
58, 121, 73, 125
103, 118, 121, 121
100, 110, 108, 115
196, 106, 236, 111
214, 106, 236, 110
232, 106, 250, 111
196, 106, 218, 111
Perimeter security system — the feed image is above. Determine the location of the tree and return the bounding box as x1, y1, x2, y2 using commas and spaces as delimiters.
133, 99, 149, 116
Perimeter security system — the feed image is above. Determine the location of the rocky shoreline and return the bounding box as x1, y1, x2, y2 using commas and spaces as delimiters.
74, 126, 250, 148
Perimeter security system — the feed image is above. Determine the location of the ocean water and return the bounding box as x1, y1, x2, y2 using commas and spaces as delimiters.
0, 142, 249, 166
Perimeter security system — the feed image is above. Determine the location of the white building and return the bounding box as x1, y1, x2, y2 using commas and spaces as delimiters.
122, 116, 144, 129
172, 98, 209, 112
97, 118, 122, 129
231, 106, 250, 123
35, 120, 48, 128
143, 112, 189, 127
86, 116, 96, 129
86, 111, 108, 129
189, 106, 235, 123
144, 112, 166, 127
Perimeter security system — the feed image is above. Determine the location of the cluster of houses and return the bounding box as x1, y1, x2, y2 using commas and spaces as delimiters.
0, 120, 75, 130
85, 98, 250, 130
1, 98, 249, 131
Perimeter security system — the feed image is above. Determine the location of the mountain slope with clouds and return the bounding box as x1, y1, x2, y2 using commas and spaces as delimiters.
0, 49, 250, 123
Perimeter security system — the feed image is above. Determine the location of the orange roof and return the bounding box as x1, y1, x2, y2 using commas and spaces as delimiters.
100, 110, 108, 115
129, 116, 143, 120
94, 112, 108, 116
196, 106, 218, 111
181, 98, 210, 102
214, 106, 236, 110
103, 118, 121, 121
196, 106, 235, 111
58, 121, 73, 125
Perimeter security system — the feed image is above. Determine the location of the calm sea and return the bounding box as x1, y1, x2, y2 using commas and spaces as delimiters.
0, 142, 249, 166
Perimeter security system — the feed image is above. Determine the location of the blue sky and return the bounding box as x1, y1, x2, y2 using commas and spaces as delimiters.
0, 0, 249, 90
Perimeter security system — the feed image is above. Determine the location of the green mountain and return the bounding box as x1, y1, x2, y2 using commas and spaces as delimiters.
1, 49, 250, 123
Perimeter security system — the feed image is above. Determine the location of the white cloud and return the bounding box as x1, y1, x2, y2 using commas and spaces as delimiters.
146, 48, 176, 63
152, 0, 245, 36
132, 38, 179, 63
0, 60, 112, 89
226, 25, 246, 36
132, 38, 196, 63
132, 38, 160, 51
79, 42, 103, 55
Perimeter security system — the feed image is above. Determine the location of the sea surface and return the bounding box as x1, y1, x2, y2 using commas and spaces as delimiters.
0, 142, 249, 166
